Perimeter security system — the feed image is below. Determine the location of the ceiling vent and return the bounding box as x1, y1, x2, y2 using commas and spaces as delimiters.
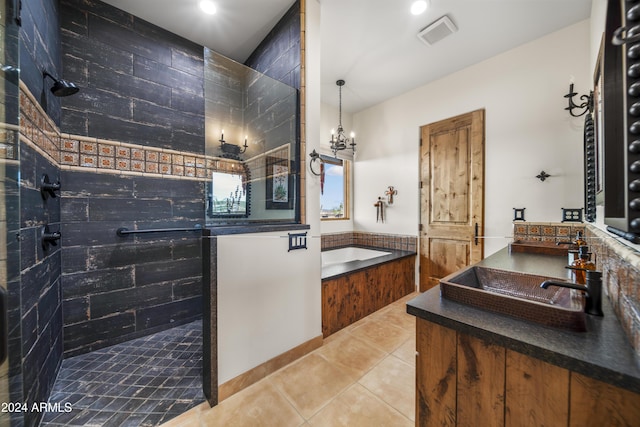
417, 15, 457, 46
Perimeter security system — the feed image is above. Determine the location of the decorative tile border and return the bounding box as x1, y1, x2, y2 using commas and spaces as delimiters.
0, 124, 20, 160
321, 231, 417, 253
513, 221, 585, 243
19, 82, 240, 180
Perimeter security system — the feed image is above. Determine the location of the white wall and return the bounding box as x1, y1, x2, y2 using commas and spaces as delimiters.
352, 20, 591, 256
590, 0, 607, 73
216, 231, 321, 383
217, 0, 323, 384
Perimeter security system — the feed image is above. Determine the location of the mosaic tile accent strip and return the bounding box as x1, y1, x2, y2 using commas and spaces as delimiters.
19, 83, 241, 180
513, 221, 585, 243
0, 127, 19, 160
321, 232, 417, 253
40, 320, 204, 427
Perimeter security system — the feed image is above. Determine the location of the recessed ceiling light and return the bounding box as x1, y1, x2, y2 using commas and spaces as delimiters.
199, 0, 217, 15
411, 0, 428, 15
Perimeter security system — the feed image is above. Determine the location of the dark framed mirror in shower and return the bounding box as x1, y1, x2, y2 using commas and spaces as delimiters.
206, 166, 252, 219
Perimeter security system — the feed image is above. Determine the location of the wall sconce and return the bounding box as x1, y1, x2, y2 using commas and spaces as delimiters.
219, 129, 248, 157
563, 83, 593, 117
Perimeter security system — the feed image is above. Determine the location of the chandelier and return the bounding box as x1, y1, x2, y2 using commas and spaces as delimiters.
330, 79, 356, 156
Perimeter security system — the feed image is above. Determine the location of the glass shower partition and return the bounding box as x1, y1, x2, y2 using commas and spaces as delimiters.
204, 48, 300, 225
0, 0, 20, 426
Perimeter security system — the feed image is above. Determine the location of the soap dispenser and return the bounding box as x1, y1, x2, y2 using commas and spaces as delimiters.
567, 231, 587, 264
570, 245, 596, 285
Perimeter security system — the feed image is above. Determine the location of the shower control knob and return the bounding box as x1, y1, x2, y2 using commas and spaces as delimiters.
631, 140, 640, 153
631, 198, 640, 211
631, 217, 640, 231
631, 102, 640, 116
630, 179, 640, 192
631, 160, 640, 173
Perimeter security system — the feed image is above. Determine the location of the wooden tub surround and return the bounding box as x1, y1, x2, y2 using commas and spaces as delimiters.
407, 248, 640, 426
321, 247, 416, 338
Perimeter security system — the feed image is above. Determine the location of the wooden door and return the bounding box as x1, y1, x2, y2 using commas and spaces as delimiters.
419, 110, 484, 292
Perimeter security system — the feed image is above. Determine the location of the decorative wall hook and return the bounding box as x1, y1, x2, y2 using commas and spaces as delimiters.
385, 186, 397, 204
374, 197, 385, 223
536, 171, 551, 182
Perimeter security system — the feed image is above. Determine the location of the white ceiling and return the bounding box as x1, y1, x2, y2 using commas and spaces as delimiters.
99, 0, 295, 61
99, 0, 593, 113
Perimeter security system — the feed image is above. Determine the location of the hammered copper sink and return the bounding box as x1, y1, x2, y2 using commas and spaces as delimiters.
440, 266, 587, 332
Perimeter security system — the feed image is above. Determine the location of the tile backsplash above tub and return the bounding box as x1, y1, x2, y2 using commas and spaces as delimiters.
321, 231, 417, 253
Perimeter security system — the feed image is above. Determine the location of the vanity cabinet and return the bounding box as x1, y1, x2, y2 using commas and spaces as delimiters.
416, 318, 640, 427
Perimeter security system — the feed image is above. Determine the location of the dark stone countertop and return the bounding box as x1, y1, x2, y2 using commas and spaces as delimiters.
406, 247, 640, 394
321, 246, 416, 280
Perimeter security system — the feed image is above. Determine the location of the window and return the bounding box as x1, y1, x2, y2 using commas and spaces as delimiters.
320, 156, 349, 220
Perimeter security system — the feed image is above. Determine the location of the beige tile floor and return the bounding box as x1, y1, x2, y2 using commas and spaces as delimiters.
161, 292, 418, 427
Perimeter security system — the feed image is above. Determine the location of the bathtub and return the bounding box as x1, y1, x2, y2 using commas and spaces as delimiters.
321, 246, 391, 267
321, 245, 416, 337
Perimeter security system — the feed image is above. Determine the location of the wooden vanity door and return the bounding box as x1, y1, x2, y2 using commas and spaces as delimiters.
419, 110, 485, 292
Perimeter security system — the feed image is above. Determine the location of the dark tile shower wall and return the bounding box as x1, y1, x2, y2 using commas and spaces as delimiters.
244, 1, 301, 91
60, 171, 204, 357
55, 0, 207, 356
19, 0, 63, 125
18, 1, 65, 425
19, 142, 64, 427
59, 0, 205, 154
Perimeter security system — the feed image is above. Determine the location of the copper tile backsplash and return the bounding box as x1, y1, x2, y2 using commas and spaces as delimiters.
321, 232, 417, 253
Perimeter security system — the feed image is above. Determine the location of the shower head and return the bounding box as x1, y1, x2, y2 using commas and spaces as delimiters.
43, 71, 79, 97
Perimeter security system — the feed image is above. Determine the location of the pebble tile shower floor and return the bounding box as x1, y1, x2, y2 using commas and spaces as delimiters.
40, 320, 204, 427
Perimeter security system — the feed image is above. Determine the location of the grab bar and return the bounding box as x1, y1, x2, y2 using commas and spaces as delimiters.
117, 224, 202, 237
